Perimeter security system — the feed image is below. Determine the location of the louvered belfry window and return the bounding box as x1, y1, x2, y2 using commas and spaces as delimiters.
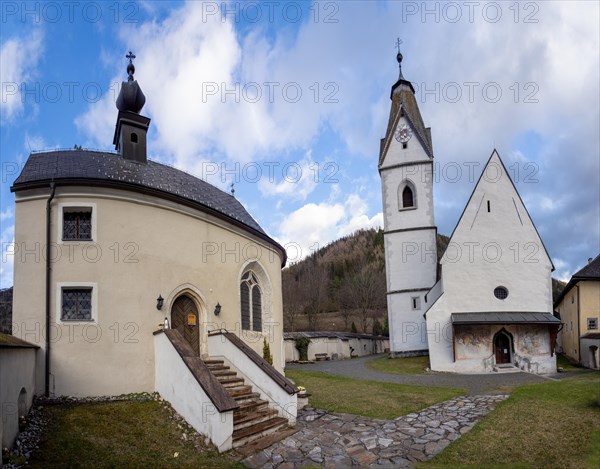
240, 272, 262, 331
62, 288, 92, 321
63, 210, 92, 240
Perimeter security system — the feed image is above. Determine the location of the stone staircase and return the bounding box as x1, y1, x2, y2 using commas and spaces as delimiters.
204, 358, 289, 448
493, 363, 521, 373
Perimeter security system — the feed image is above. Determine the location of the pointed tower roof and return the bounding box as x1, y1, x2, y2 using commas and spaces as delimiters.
379, 48, 433, 165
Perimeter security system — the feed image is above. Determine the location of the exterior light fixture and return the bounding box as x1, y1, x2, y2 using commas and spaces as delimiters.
214, 303, 221, 316
156, 294, 164, 310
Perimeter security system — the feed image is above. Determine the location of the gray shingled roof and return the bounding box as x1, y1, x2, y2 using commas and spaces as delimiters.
283, 331, 389, 340
572, 254, 600, 279
12, 150, 268, 236
451, 312, 560, 325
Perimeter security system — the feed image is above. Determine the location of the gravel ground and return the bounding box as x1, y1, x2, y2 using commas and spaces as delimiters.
286, 355, 562, 395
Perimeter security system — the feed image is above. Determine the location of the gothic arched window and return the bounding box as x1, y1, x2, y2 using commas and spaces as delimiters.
398, 180, 417, 210
402, 186, 414, 208
240, 271, 262, 331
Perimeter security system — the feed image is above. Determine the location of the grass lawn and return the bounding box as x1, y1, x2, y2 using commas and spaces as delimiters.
557, 353, 584, 372
422, 373, 600, 469
286, 369, 465, 420
27, 400, 244, 469
366, 355, 430, 374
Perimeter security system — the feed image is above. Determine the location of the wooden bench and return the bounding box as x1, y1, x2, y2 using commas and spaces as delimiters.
314, 353, 330, 361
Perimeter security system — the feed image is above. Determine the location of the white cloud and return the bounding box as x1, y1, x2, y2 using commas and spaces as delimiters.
276, 194, 382, 263
0, 224, 15, 288
0, 29, 43, 123
258, 152, 318, 201
0, 208, 13, 222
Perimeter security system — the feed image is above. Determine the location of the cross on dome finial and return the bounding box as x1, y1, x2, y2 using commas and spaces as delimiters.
125, 51, 136, 82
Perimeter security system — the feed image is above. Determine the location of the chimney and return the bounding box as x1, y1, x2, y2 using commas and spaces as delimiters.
589, 258, 593, 264
112, 51, 151, 163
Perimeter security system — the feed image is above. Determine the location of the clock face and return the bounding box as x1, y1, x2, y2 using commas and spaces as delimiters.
395, 124, 412, 143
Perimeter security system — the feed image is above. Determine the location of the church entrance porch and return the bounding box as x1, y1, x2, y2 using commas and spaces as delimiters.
171, 295, 200, 356
493, 330, 512, 364
450, 312, 561, 374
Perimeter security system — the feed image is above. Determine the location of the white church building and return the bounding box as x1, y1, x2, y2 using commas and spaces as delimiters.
380, 51, 560, 374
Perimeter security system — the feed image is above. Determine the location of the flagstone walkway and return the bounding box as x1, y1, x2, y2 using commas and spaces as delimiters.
242, 394, 508, 468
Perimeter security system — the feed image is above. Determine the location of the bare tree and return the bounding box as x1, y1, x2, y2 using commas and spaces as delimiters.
344, 257, 386, 333
282, 273, 304, 331
303, 263, 328, 331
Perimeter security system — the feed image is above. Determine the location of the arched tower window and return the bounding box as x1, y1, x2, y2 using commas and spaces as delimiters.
402, 186, 414, 208
398, 180, 417, 210
240, 271, 262, 331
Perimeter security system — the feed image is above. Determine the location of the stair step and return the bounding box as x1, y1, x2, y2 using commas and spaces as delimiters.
235, 399, 268, 415
232, 417, 289, 448
213, 370, 238, 377
219, 378, 245, 388
233, 392, 261, 404
203, 359, 224, 365
227, 385, 253, 397
234, 409, 279, 431
206, 364, 230, 372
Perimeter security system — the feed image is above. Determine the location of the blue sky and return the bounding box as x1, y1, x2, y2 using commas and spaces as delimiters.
1, 0, 599, 287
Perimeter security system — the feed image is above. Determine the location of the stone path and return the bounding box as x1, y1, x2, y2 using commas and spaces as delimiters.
242, 394, 508, 468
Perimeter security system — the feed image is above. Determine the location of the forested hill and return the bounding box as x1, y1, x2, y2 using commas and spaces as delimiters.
282, 228, 565, 333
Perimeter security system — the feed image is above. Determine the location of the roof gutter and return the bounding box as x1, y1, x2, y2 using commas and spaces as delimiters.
45, 181, 56, 397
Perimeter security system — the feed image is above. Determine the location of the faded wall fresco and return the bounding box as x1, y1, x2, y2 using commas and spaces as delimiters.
516, 325, 549, 356
455, 325, 492, 359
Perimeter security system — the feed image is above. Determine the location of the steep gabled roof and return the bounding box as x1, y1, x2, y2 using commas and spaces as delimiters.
11, 150, 286, 265
444, 150, 554, 271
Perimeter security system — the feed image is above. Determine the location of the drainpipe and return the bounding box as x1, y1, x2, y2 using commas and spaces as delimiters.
45, 181, 56, 397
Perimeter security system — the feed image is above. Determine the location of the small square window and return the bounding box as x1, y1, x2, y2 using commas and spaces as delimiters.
411, 296, 420, 310
62, 288, 93, 321
588, 318, 598, 330
63, 209, 92, 240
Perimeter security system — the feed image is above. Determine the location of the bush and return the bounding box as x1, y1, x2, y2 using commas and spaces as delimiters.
295, 336, 311, 361
262, 338, 273, 365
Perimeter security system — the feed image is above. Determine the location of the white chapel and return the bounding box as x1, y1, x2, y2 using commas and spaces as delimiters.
379, 50, 559, 374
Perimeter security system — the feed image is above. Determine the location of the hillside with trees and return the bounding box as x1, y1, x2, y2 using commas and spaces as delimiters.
282, 228, 566, 334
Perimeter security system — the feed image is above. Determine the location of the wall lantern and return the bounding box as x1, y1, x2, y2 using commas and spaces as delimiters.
214, 303, 221, 316
156, 294, 164, 310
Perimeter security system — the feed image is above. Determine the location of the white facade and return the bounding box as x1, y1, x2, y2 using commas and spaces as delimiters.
380, 81, 437, 355
425, 151, 557, 374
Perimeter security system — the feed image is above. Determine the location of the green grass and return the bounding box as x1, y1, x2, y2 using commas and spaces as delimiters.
286, 369, 465, 420
366, 355, 430, 374
557, 353, 584, 372
27, 400, 243, 468
422, 373, 600, 469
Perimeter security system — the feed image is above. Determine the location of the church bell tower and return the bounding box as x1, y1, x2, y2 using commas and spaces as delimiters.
379, 44, 437, 356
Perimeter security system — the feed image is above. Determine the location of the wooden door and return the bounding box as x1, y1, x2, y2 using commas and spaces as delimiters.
494, 332, 511, 364
171, 295, 200, 356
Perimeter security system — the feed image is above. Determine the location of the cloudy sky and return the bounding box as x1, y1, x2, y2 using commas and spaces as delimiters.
1, 0, 598, 287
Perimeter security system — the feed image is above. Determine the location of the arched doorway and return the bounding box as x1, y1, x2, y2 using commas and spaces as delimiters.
494, 330, 512, 364
171, 295, 200, 356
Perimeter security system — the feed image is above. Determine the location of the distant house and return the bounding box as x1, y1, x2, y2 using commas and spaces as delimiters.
555, 255, 600, 369
8, 56, 296, 451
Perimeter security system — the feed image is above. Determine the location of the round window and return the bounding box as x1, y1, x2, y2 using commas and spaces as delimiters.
494, 286, 509, 300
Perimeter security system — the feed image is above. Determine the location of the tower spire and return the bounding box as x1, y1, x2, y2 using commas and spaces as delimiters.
396, 38, 405, 81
